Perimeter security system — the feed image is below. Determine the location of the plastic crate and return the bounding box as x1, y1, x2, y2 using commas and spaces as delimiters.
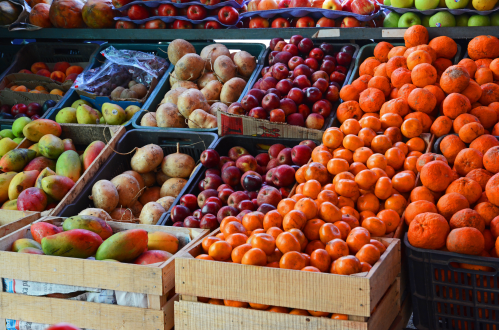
405, 234, 499, 330
0, 44, 22, 81
133, 41, 267, 133
57, 129, 218, 218
347, 43, 462, 85
158, 135, 320, 225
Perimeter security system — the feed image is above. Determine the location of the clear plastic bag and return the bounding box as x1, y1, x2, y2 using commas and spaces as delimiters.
75, 46, 169, 97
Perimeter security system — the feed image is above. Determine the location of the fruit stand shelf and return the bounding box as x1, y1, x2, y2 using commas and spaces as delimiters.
0, 26, 497, 41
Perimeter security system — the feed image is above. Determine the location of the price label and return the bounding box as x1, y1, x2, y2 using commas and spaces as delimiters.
314, 29, 340, 38
382, 29, 407, 38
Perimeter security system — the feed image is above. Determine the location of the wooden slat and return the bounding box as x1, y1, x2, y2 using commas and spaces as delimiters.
0, 292, 170, 330
388, 294, 413, 330
366, 279, 400, 330
164, 294, 179, 330
0, 211, 39, 238
176, 238, 400, 317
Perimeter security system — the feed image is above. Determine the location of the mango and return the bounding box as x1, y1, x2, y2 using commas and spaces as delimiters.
18, 247, 44, 255
62, 139, 76, 152
41, 229, 103, 258
41, 175, 75, 201
71, 99, 91, 108
76, 104, 100, 124
17, 187, 48, 212
2, 199, 17, 210
8, 170, 39, 200
0, 149, 36, 172
133, 250, 172, 265
0, 138, 19, 157
29, 143, 41, 157
125, 105, 141, 121
62, 215, 113, 240
55, 107, 77, 124
13, 138, 23, 144
82, 141, 105, 171
102, 259, 120, 262
56, 150, 82, 183
0, 129, 15, 139
39, 134, 64, 159
12, 117, 32, 138
23, 119, 62, 142
102, 103, 126, 125
12, 238, 41, 252
95, 229, 148, 262
148, 231, 179, 254
31, 221, 62, 243
0, 172, 16, 204
35, 167, 56, 189
24, 156, 56, 172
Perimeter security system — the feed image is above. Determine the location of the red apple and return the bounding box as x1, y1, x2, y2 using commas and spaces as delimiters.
279, 0, 291, 7
26, 103, 41, 117
305, 113, 325, 129
238, 200, 255, 211
201, 202, 221, 217
221, 161, 236, 172
200, 149, 220, 168
286, 113, 305, 127
206, 197, 223, 209
270, 109, 285, 123
312, 99, 332, 118
309, 48, 324, 61
294, 64, 312, 78
313, 78, 329, 93
271, 17, 290, 28
342, 0, 353, 10
279, 98, 297, 116
173, 20, 193, 29
288, 56, 304, 70
198, 189, 219, 208
180, 194, 198, 211
276, 79, 293, 95
320, 60, 336, 74
266, 88, 282, 99
351, 0, 374, 15
256, 153, 270, 167
336, 65, 348, 75
266, 168, 276, 184
128, 4, 149, 20
287, 87, 304, 104
298, 104, 311, 118
228, 102, 246, 115
260, 77, 278, 91
273, 51, 293, 65
291, 145, 312, 166
270, 38, 285, 51
183, 216, 200, 228
248, 89, 266, 103
336, 52, 352, 66
228, 146, 250, 160
304, 58, 319, 71
200, 214, 219, 231
275, 41, 287, 52
158, 4, 177, 16
290, 35, 304, 46
316, 17, 336, 27
193, 209, 202, 219
293, 75, 312, 89
300, 140, 317, 149
171, 205, 191, 223
11, 104, 27, 116
330, 71, 346, 84
257, 203, 277, 214
272, 165, 296, 187
282, 44, 299, 56
249, 17, 270, 28
218, 6, 239, 25
311, 71, 329, 83
266, 158, 280, 171
289, 0, 310, 7
205, 21, 223, 29
116, 20, 136, 29
277, 147, 292, 165
340, 16, 361, 27
201, 174, 223, 190
237, 209, 252, 221
206, 169, 221, 177
305, 87, 322, 103
236, 155, 257, 172
257, 186, 282, 207
217, 205, 238, 222
262, 93, 280, 112
298, 37, 314, 54
228, 191, 250, 208
218, 188, 234, 204
241, 94, 259, 111
241, 173, 263, 191
248, 107, 268, 119
269, 144, 286, 159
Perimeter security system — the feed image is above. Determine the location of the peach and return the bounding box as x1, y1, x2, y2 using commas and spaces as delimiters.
29, 90, 41, 94
18, 69, 32, 74
65, 73, 79, 82
31, 62, 49, 74
14, 86, 28, 92
54, 61, 71, 73
66, 66, 84, 76
50, 71, 66, 83
35, 86, 47, 91
50, 89, 64, 96
9, 85, 18, 91
36, 69, 50, 77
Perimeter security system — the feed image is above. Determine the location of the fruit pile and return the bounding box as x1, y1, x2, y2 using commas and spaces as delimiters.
55, 99, 140, 126
0, 100, 56, 121
169, 141, 315, 229
384, 10, 499, 29
230, 36, 353, 130
11, 216, 180, 265
85, 144, 196, 224
3, 83, 65, 96
0, 118, 105, 211
15, 61, 84, 83
141, 40, 257, 129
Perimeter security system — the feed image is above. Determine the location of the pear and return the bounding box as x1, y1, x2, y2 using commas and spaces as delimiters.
102, 103, 126, 125
76, 104, 100, 124
125, 105, 141, 121
71, 99, 91, 108
55, 107, 77, 124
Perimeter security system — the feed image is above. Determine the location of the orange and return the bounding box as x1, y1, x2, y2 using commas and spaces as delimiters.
325, 238, 349, 260
346, 227, 371, 254
241, 248, 267, 266
362, 217, 387, 236
279, 251, 306, 270
263, 210, 283, 230
319, 223, 342, 244
277, 198, 296, 217
319, 202, 342, 223
282, 209, 307, 231
231, 244, 253, 263
310, 248, 331, 272
276, 232, 301, 253
208, 241, 233, 261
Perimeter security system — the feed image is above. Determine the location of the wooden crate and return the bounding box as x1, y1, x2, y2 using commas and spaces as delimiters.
174, 278, 400, 330
0, 216, 209, 330
175, 230, 401, 318
16, 124, 126, 217
388, 293, 413, 330
0, 210, 40, 238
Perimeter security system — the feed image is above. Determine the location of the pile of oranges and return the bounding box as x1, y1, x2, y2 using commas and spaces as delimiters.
7, 84, 64, 96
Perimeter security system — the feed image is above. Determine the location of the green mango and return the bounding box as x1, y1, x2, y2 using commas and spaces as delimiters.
12, 238, 41, 252
39, 134, 64, 160
56, 150, 82, 183
0, 138, 19, 157
62, 215, 113, 240
0, 149, 36, 172
55, 107, 77, 124
41, 229, 103, 258
95, 229, 148, 262
29, 143, 41, 157
13, 138, 23, 144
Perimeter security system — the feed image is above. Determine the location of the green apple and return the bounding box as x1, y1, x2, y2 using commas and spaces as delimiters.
383, 11, 402, 27
415, 0, 439, 9
429, 11, 456, 27
398, 12, 422, 27
384, 0, 391, 5
445, 0, 469, 9
468, 14, 490, 26
491, 13, 499, 26
455, 14, 469, 26
422, 15, 431, 26
392, 0, 414, 8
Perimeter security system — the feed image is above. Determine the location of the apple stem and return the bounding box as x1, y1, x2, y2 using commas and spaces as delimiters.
177, 142, 180, 154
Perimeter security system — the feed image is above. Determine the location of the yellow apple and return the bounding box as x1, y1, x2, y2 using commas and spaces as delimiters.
322, 0, 342, 9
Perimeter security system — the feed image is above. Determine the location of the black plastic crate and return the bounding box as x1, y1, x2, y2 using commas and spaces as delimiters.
57, 129, 218, 218
158, 135, 320, 226
405, 234, 499, 330
0, 44, 22, 80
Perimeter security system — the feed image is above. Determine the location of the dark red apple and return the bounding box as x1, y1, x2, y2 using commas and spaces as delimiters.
0, 105, 11, 114
11, 104, 27, 116
298, 38, 314, 54
291, 145, 312, 166
222, 166, 242, 186
294, 64, 312, 78
247, 89, 266, 103
270, 109, 285, 123
282, 44, 299, 56
309, 48, 324, 61
200, 174, 223, 190
183, 216, 200, 228
279, 98, 297, 116
248, 107, 267, 119
298, 104, 311, 118
312, 99, 332, 118
304, 58, 319, 71
325, 85, 340, 102
171, 205, 191, 223
219, 156, 232, 169
198, 189, 218, 208
257, 185, 282, 207
312, 78, 328, 94
221, 161, 236, 173
201, 201, 220, 216
269, 51, 279, 65
270, 38, 285, 51
173, 221, 184, 227
273, 51, 293, 65
205, 196, 223, 209
228, 146, 250, 160
266, 88, 282, 99
276, 79, 293, 95
266, 168, 276, 184
336, 65, 348, 75
269, 144, 286, 159
26, 103, 41, 117
311, 71, 329, 83
287, 87, 304, 104
260, 77, 278, 91
280, 187, 291, 198
242, 174, 262, 191
288, 56, 305, 71
180, 194, 198, 211
266, 158, 280, 171
217, 184, 233, 192
217, 205, 238, 223
238, 200, 255, 212
256, 153, 270, 167
227, 191, 250, 208
200, 149, 220, 168
277, 148, 292, 165
241, 94, 259, 111
293, 75, 311, 89
246, 190, 258, 200
305, 87, 322, 103
272, 63, 289, 80
218, 188, 234, 204
286, 113, 305, 127
330, 71, 346, 85
299, 140, 317, 150
272, 165, 296, 187
236, 155, 257, 172
200, 214, 218, 231
206, 169, 221, 177
262, 93, 280, 112
320, 60, 336, 74
257, 203, 276, 214
290, 35, 304, 46
336, 52, 352, 66
320, 43, 335, 56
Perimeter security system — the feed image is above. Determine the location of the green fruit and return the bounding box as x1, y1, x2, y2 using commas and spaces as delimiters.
95, 229, 148, 262
398, 12, 422, 27
429, 11, 456, 27
491, 12, 499, 25
12, 238, 41, 252
71, 99, 91, 109
456, 14, 469, 26
0, 129, 15, 139
56, 150, 82, 183
38, 134, 64, 160
422, 15, 431, 27
12, 117, 32, 138
468, 14, 490, 26
445, 0, 468, 9
0, 172, 16, 204
41, 175, 75, 201
392, 0, 414, 7
62, 215, 113, 240
383, 11, 402, 27
102, 103, 126, 125
35, 167, 56, 189
76, 104, 100, 125
2, 199, 17, 210
13, 138, 23, 144
8, 170, 39, 200
29, 143, 40, 157
0, 138, 19, 157
0, 149, 36, 172
415, 0, 439, 10
41, 229, 103, 258
55, 107, 77, 124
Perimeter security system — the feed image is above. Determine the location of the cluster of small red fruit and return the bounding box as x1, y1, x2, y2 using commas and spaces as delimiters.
170, 141, 316, 228
227, 36, 354, 130
0, 103, 43, 120
115, 1, 243, 29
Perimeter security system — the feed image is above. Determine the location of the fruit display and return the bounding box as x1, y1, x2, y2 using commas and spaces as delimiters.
81, 143, 198, 224
168, 139, 316, 229
75, 46, 168, 101
13, 61, 84, 83
0, 118, 108, 212
383, 0, 499, 13
54, 98, 140, 126
0, 127, 23, 156
0, 0, 21, 26
10, 216, 180, 263
231, 37, 353, 131
0, 100, 53, 120
139, 40, 257, 129
383, 9, 499, 28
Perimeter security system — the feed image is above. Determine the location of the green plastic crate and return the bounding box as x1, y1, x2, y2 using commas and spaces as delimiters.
133, 41, 267, 133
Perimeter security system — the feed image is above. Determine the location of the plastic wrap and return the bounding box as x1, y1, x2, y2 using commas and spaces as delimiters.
74, 46, 168, 97
240, 7, 382, 21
